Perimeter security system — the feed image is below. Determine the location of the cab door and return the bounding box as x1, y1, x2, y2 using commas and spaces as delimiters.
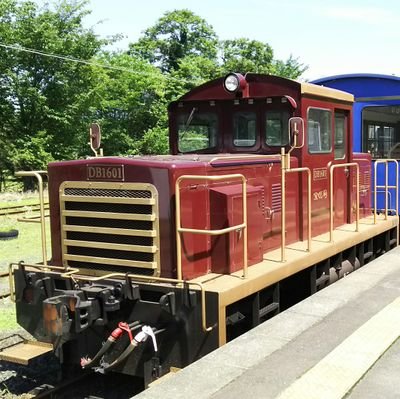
302, 104, 350, 237
333, 111, 350, 227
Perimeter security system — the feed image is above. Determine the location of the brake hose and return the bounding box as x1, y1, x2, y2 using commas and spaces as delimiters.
81, 321, 140, 369
97, 326, 158, 374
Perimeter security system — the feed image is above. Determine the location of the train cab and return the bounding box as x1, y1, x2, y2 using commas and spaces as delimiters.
168, 73, 368, 238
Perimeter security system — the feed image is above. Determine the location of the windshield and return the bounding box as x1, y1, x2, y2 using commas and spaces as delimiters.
178, 111, 218, 153
233, 111, 257, 147
265, 110, 289, 146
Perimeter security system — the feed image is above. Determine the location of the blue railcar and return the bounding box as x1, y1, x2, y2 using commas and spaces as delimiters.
312, 74, 400, 213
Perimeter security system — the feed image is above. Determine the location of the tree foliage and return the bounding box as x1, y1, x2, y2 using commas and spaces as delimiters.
0, 0, 106, 171
0, 3, 308, 191
129, 9, 218, 73
271, 54, 308, 79
220, 38, 275, 75
91, 53, 168, 155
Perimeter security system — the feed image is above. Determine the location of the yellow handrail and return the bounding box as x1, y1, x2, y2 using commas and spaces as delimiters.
175, 174, 248, 280
280, 147, 311, 261
15, 171, 48, 266
283, 167, 312, 260
374, 159, 399, 223
329, 163, 359, 242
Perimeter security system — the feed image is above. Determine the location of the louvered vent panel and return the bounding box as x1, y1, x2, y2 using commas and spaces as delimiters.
60, 181, 160, 276
271, 183, 282, 212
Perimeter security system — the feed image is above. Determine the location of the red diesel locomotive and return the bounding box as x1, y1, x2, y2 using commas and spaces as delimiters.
2, 73, 398, 387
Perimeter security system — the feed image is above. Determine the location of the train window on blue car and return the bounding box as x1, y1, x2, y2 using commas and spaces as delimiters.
307, 108, 332, 153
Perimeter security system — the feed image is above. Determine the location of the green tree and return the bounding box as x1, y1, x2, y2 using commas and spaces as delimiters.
219, 38, 307, 78
130, 9, 218, 72
91, 52, 168, 156
0, 0, 107, 181
167, 55, 220, 100
271, 54, 308, 79
220, 38, 274, 75
138, 126, 169, 155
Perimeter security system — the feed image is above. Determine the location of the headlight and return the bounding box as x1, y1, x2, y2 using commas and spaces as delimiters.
224, 73, 240, 92
223, 73, 247, 94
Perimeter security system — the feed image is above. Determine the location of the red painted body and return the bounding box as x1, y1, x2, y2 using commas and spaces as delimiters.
46, 74, 371, 280
10, 74, 385, 387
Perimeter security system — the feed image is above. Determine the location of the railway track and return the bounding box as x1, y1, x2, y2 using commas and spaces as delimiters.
27, 371, 143, 398
0, 272, 10, 300
0, 202, 49, 217
27, 372, 93, 399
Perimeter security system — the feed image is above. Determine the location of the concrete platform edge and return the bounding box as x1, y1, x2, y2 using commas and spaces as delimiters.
134, 248, 400, 399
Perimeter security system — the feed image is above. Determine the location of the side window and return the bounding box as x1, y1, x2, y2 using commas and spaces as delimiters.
178, 112, 218, 153
265, 111, 289, 146
334, 113, 346, 159
308, 108, 332, 153
233, 112, 256, 147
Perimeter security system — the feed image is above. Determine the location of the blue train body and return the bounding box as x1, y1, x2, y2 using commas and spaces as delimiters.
312, 74, 400, 213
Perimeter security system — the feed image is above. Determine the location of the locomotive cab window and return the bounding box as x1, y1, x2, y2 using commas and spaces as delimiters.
334, 112, 346, 159
233, 111, 257, 147
307, 108, 332, 153
178, 111, 218, 153
265, 110, 289, 146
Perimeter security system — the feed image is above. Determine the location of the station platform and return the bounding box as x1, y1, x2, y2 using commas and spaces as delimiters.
135, 245, 400, 399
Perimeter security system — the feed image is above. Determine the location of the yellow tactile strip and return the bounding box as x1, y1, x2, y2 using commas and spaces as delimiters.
277, 296, 400, 399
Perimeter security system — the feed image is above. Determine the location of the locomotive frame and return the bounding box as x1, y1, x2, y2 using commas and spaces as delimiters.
1, 73, 398, 388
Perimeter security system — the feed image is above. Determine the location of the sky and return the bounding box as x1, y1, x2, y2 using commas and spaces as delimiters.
42, 0, 400, 81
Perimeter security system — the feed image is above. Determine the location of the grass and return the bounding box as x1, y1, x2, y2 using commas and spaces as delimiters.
0, 191, 52, 331
0, 191, 47, 208
0, 219, 51, 271
0, 219, 51, 331
0, 300, 17, 330
0, 220, 51, 331
0, 216, 17, 232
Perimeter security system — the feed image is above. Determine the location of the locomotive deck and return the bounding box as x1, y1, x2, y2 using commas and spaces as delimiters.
190, 214, 398, 345
134, 227, 400, 399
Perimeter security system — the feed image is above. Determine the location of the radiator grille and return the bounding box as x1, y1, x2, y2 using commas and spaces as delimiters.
60, 181, 160, 276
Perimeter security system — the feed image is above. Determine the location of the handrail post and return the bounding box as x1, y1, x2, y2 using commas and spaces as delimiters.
385, 162, 389, 220
175, 180, 183, 282
374, 159, 399, 221
374, 161, 378, 224
15, 171, 48, 266
281, 148, 286, 261
284, 167, 312, 253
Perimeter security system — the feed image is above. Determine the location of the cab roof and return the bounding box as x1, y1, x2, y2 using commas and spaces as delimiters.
174, 73, 353, 104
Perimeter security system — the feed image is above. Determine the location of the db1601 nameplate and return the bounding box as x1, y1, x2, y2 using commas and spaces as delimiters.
87, 165, 124, 181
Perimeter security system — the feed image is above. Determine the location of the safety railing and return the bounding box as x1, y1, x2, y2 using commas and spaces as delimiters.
15, 171, 48, 266
281, 167, 312, 262
329, 163, 359, 242
175, 174, 248, 280
374, 159, 399, 223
